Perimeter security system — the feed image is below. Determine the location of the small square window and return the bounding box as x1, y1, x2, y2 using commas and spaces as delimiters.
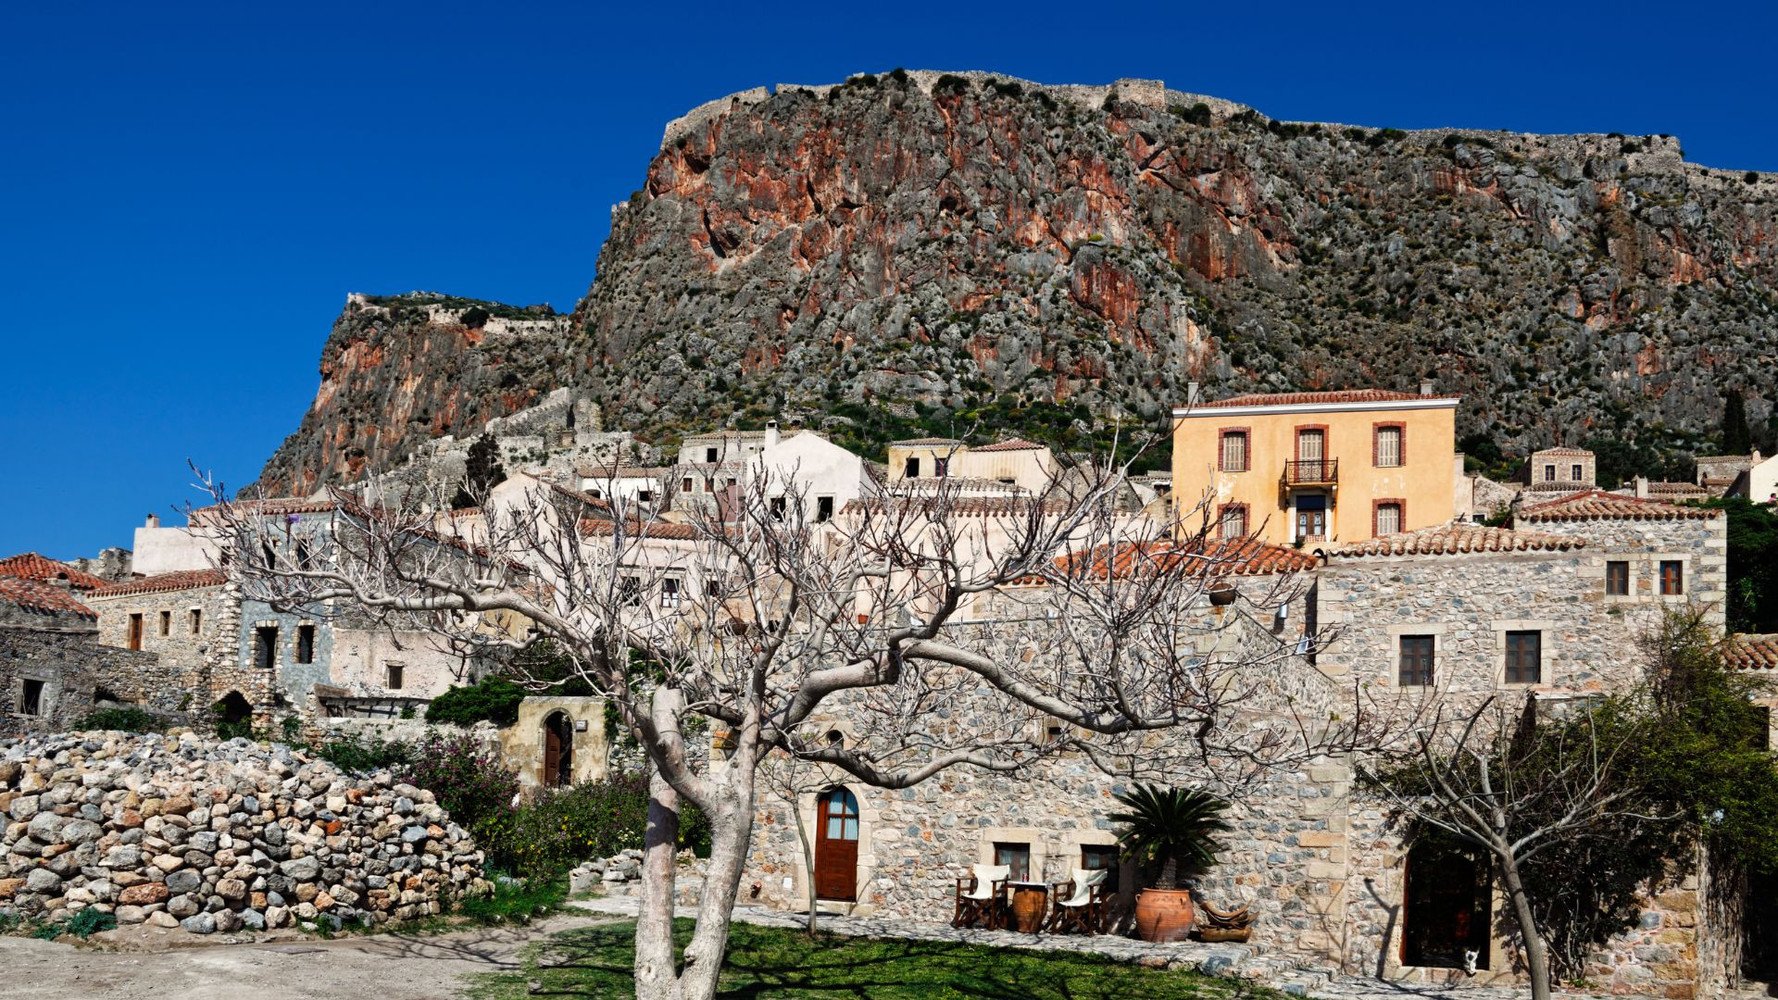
1505, 630, 1542, 685
993, 842, 1031, 882
189, 608, 202, 634
705, 447, 718, 463
619, 576, 643, 607
1399, 635, 1435, 687
1375, 502, 1403, 536
682, 476, 694, 493
637, 489, 654, 503
1605, 561, 1630, 596
662, 577, 683, 608
1543, 464, 1556, 482
386, 662, 404, 690
816, 496, 835, 523
1571, 464, 1583, 481
1660, 560, 1684, 596
905, 457, 921, 478
1081, 845, 1118, 871
21, 679, 44, 717
1218, 504, 1248, 540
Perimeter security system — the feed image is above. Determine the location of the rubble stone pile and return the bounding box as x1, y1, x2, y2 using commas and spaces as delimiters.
0, 731, 487, 934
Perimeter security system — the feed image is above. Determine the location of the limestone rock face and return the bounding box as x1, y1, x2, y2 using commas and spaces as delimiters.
258, 72, 1778, 493
0, 731, 490, 934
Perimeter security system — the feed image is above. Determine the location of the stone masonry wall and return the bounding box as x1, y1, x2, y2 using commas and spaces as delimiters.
0, 629, 187, 738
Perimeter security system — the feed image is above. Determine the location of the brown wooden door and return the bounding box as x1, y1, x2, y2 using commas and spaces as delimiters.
814, 788, 859, 901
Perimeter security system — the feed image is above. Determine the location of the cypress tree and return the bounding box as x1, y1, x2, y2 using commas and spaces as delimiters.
1722, 392, 1753, 455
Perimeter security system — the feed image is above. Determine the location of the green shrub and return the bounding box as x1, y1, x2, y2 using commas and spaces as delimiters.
66, 908, 116, 938
933, 74, 969, 96
426, 676, 526, 727
312, 733, 414, 774
455, 874, 567, 923
475, 774, 650, 879
1748, 171, 1761, 185
402, 731, 518, 830
1173, 102, 1212, 126
73, 706, 161, 733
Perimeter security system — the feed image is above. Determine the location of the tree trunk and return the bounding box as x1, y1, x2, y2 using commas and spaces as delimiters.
1498, 849, 1552, 1000
793, 790, 819, 936
634, 769, 685, 1000
670, 798, 757, 1000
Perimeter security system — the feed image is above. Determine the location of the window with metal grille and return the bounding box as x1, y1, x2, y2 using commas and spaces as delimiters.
1376, 502, 1403, 536
1399, 635, 1435, 687
1505, 630, 1542, 684
1375, 426, 1402, 467
1605, 561, 1630, 596
1660, 560, 1684, 596
1219, 430, 1249, 472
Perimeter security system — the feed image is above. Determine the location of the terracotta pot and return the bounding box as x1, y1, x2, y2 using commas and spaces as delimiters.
1134, 888, 1196, 942
1010, 885, 1047, 933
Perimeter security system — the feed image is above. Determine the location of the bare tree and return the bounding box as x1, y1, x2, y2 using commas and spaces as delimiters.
198, 456, 1396, 1000
1358, 692, 1669, 1000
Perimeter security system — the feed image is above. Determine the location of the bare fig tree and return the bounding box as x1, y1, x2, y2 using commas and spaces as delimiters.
199, 455, 1396, 1000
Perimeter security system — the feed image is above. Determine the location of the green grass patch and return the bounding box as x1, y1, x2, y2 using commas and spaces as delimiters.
455, 875, 568, 924
469, 918, 1279, 999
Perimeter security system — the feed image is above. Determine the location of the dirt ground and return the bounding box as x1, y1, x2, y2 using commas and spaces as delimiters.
0, 913, 611, 1000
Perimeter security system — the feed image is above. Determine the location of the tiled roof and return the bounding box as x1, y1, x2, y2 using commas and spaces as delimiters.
449, 507, 482, 518
973, 438, 1046, 453
895, 476, 1028, 492
843, 495, 1075, 517
890, 437, 962, 446
1326, 523, 1585, 558
1189, 389, 1459, 410
0, 576, 97, 619
1532, 447, 1594, 458
1726, 634, 1778, 672
578, 518, 699, 541
1046, 538, 1318, 581
1517, 490, 1718, 523
1521, 482, 1596, 494
1645, 481, 1710, 496
0, 553, 110, 591
192, 497, 339, 516
89, 569, 228, 597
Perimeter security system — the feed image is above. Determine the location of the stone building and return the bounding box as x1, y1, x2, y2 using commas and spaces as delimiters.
737, 492, 1732, 996
0, 574, 169, 737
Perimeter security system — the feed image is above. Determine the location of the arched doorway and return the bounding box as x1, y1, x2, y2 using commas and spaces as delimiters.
814, 786, 860, 902
542, 711, 574, 787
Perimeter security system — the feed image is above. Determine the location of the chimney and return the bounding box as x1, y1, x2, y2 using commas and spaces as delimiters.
1187, 382, 1201, 407
1420, 380, 1434, 397
1634, 475, 1650, 499
764, 420, 780, 449
145, 513, 160, 529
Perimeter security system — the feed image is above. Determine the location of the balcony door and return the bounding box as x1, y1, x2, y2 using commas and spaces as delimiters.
1296, 493, 1328, 540
1296, 429, 1326, 481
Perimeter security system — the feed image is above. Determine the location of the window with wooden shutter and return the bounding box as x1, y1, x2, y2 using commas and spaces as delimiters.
1399, 635, 1435, 687
1219, 430, 1249, 472
1375, 502, 1403, 536
1605, 561, 1630, 596
1505, 630, 1542, 684
1375, 425, 1402, 467
1219, 504, 1248, 540
1660, 560, 1684, 595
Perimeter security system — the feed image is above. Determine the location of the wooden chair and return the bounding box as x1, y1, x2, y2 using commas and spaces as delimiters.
1044, 867, 1110, 935
952, 863, 1011, 929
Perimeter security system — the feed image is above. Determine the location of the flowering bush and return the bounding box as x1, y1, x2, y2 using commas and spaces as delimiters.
476, 773, 654, 878
401, 731, 519, 830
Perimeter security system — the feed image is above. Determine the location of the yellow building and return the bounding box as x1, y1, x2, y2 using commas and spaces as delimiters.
1170, 387, 1460, 546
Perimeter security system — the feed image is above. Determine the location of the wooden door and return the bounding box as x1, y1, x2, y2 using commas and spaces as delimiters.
127, 614, 143, 651
543, 712, 573, 787
814, 787, 859, 901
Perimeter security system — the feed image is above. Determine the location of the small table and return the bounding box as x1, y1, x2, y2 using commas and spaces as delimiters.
1007, 881, 1049, 933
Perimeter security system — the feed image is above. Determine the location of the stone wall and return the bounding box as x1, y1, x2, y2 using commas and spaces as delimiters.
0, 628, 185, 738
0, 731, 487, 933
87, 582, 231, 687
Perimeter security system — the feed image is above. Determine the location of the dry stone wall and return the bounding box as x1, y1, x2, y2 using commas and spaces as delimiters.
0, 731, 487, 933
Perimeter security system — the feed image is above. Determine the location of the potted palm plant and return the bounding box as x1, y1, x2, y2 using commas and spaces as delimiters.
1109, 783, 1232, 942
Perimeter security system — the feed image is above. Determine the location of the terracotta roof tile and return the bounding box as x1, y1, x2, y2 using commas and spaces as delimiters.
0, 553, 110, 592
1517, 490, 1718, 523
0, 576, 97, 619
889, 437, 962, 446
89, 569, 228, 597
973, 438, 1046, 453
1326, 523, 1586, 558
843, 495, 1074, 517
1532, 447, 1594, 458
193, 497, 339, 516
578, 518, 699, 541
1726, 634, 1778, 672
1045, 538, 1318, 581
1189, 389, 1459, 410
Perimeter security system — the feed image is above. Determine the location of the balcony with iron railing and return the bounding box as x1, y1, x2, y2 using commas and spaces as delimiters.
1281, 458, 1339, 488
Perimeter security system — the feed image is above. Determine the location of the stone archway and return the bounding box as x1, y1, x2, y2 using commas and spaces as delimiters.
543, 710, 574, 787
217, 691, 252, 725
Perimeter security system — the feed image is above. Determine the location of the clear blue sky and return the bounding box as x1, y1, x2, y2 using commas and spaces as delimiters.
3, 0, 1774, 560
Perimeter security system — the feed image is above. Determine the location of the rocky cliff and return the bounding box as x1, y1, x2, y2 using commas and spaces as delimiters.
258, 71, 1778, 493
